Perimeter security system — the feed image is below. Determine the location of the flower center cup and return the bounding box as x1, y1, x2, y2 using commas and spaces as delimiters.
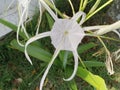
64, 31, 69, 35
50, 19, 85, 51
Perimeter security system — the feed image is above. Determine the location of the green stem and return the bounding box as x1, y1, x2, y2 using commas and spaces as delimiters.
79, 0, 84, 11
88, 0, 101, 15
81, 0, 88, 11
86, 0, 113, 21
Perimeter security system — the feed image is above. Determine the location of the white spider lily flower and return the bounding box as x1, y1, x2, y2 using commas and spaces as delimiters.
25, 13, 86, 90
24, 1, 86, 90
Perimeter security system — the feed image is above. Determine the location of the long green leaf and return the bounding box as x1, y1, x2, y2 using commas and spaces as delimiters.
45, 12, 54, 29
83, 61, 105, 67
11, 39, 51, 62
0, 19, 27, 39
77, 66, 107, 90
69, 80, 78, 90
78, 42, 97, 54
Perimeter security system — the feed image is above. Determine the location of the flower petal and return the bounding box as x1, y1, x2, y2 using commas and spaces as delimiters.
113, 49, 120, 61
83, 25, 107, 31
95, 21, 120, 35
25, 32, 51, 64
50, 19, 85, 51
39, 0, 58, 21
39, 48, 60, 90
71, 11, 86, 25
63, 50, 78, 81
105, 54, 114, 75
113, 30, 120, 38
36, 2, 42, 35
17, 0, 31, 46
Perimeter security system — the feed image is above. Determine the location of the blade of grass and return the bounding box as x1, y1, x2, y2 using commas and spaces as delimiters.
88, 0, 101, 15
81, 0, 88, 11
82, 61, 105, 67
86, 0, 113, 21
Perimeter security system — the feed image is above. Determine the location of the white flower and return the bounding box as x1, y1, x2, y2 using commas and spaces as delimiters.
51, 19, 85, 51
24, 1, 87, 90
25, 13, 86, 90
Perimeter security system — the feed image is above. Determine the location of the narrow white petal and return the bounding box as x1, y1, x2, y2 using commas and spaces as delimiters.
71, 11, 86, 25
17, 7, 29, 46
39, 0, 58, 21
113, 49, 120, 61
36, 2, 43, 35
63, 50, 78, 81
114, 49, 120, 61
68, 0, 75, 15
25, 32, 51, 64
105, 54, 114, 75
39, 48, 60, 90
115, 49, 120, 54
115, 55, 120, 61
16, 26, 24, 47
83, 25, 108, 31
113, 30, 120, 38
95, 20, 120, 35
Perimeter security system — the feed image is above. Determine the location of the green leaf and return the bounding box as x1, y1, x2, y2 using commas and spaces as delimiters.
45, 12, 54, 29
0, 19, 27, 39
58, 51, 69, 69
0, 19, 17, 30
83, 61, 105, 67
77, 66, 107, 90
69, 80, 78, 90
77, 42, 97, 54
11, 39, 52, 63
